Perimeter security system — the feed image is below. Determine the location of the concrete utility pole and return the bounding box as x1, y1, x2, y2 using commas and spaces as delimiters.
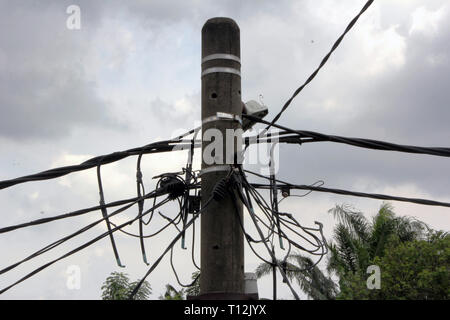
200, 17, 245, 299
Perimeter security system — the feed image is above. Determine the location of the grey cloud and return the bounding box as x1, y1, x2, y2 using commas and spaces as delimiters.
1, 0, 450, 300
150, 93, 200, 126
246, 1, 450, 199
120, 0, 293, 26
0, 1, 123, 141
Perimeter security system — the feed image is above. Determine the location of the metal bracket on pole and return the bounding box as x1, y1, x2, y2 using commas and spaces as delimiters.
201, 53, 241, 78
202, 53, 241, 64
202, 112, 243, 126
199, 164, 232, 177
201, 67, 241, 78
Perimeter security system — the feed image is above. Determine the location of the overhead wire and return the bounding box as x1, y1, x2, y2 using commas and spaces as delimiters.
0, 131, 300, 192
3, 0, 450, 299
248, 170, 450, 208
97, 163, 124, 267
231, 167, 301, 300
0, 188, 164, 235
246, 114, 450, 158
136, 153, 149, 265
0, 196, 171, 295
260, 0, 375, 134
128, 197, 213, 299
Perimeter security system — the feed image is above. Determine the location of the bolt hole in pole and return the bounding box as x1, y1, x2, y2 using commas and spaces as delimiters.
211, 92, 218, 99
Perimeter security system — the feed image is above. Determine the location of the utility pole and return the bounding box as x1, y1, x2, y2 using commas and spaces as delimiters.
199, 17, 245, 299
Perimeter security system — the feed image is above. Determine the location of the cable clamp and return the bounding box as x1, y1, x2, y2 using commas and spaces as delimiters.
199, 165, 232, 177
202, 53, 241, 64
202, 112, 242, 126
201, 67, 241, 78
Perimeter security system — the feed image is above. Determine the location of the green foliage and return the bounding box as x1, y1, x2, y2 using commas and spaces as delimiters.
327, 202, 431, 298
335, 272, 371, 300
370, 233, 449, 299
288, 254, 338, 300
159, 271, 200, 300
256, 202, 448, 300
337, 233, 450, 300
255, 255, 338, 300
185, 270, 201, 298
101, 272, 152, 300
329, 203, 448, 300
159, 284, 185, 300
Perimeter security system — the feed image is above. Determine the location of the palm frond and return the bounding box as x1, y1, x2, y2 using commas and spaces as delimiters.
328, 204, 369, 241
255, 261, 275, 279
333, 223, 361, 273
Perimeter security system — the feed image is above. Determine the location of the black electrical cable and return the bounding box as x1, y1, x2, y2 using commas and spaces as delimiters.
191, 191, 201, 270
247, 169, 450, 208
261, 0, 375, 134
159, 210, 182, 233
109, 209, 182, 239
243, 179, 324, 257
246, 180, 326, 251
0, 139, 195, 190
238, 166, 328, 254
229, 178, 279, 266
246, 114, 450, 158
136, 153, 149, 265
0, 4, 387, 295
181, 129, 198, 250
143, 178, 162, 226
278, 180, 325, 205
159, 205, 183, 230
0, 196, 171, 294
269, 142, 284, 250
277, 215, 325, 251
1, 196, 171, 276
234, 168, 308, 287
235, 170, 301, 300
245, 179, 302, 245
246, 179, 325, 254
170, 245, 199, 288
139, 193, 200, 288
0, 200, 138, 276
172, 126, 200, 140
97, 164, 124, 267
110, 195, 185, 239
238, 173, 279, 240
239, 170, 327, 274
0, 132, 312, 194
0, 188, 163, 235
128, 197, 213, 299
256, 199, 324, 253
0, 131, 317, 193
244, 132, 317, 146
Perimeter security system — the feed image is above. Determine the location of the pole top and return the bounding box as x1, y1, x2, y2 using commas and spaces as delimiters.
203, 17, 239, 29
202, 17, 240, 58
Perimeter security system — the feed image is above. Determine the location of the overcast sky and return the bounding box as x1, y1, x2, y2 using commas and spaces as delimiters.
1, 0, 449, 300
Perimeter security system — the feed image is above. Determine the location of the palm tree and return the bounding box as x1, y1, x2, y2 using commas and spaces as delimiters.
255, 202, 429, 299
327, 202, 428, 277
255, 254, 338, 300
